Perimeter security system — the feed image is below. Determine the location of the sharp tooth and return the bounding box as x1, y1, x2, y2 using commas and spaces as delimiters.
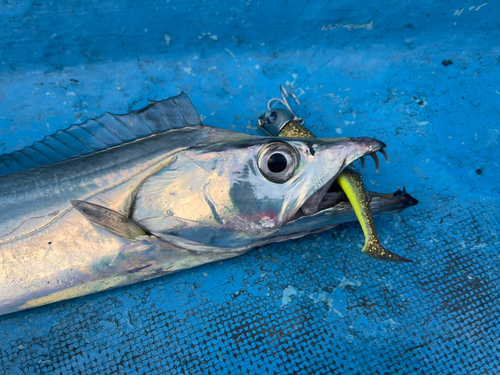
380, 149, 389, 163
370, 152, 380, 173
360, 156, 366, 170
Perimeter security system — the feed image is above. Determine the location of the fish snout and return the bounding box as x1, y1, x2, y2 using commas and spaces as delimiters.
353, 136, 387, 152
341, 137, 389, 174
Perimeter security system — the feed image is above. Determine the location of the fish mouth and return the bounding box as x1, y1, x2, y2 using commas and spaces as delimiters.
289, 138, 416, 222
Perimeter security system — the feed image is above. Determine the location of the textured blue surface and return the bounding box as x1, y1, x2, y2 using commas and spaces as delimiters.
1, 0, 499, 374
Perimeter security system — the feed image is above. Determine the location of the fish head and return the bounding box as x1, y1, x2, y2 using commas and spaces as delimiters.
132, 130, 397, 247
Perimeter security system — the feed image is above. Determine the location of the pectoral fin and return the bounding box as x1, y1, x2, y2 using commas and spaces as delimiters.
71, 200, 151, 240
336, 169, 413, 263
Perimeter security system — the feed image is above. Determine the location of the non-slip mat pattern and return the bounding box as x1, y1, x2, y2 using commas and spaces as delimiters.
1, 200, 498, 374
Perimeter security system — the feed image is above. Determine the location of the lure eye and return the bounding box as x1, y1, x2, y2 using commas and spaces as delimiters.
258, 142, 299, 183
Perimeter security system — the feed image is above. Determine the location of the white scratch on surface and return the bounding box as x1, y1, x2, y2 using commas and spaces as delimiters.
254, 64, 260, 69
337, 276, 362, 289
208, 66, 217, 70
309, 292, 344, 317
281, 286, 298, 307
225, 48, 235, 58
183, 67, 195, 76
475, 2, 487, 11
295, 88, 306, 97
495, 90, 500, 95
209, 35, 218, 40
322, 20, 373, 31
67, 92, 76, 96
308, 277, 361, 319
381, 318, 399, 330
454, 9, 464, 15
335, 127, 342, 134
164, 33, 171, 45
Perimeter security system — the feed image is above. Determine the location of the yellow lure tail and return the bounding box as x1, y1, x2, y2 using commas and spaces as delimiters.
336, 169, 413, 262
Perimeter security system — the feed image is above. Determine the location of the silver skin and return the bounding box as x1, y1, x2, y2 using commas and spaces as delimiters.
0, 123, 410, 315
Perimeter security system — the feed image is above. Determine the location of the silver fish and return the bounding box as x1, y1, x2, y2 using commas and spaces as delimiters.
0, 93, 417, 315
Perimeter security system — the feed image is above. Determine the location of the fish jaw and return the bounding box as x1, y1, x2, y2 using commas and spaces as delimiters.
284, 136, 388, 222
277, 188, 419, 238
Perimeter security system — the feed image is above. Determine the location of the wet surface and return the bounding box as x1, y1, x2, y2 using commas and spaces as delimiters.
0, 0, 499, 374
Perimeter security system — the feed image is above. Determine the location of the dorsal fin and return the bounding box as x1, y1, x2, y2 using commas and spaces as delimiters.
0, 92, 201, 177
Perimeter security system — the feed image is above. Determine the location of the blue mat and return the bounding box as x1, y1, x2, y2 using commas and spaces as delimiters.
1, 1, 499, 374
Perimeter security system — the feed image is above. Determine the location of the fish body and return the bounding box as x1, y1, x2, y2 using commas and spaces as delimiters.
0, 93, 417, 315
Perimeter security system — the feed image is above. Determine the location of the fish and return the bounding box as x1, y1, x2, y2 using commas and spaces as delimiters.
0, 92, 418, 316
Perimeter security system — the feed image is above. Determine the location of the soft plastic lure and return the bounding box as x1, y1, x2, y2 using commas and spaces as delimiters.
259, 85, 416, 262
336, 169, 412, 262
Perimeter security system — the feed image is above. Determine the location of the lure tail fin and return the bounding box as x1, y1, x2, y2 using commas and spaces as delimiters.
337, 169, 413, 263
362, 240, 413, 263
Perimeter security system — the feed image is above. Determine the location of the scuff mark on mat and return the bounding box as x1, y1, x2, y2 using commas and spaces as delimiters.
280, 286, 299, 307
471, 3, 487, 11
164, 33, 171, 46
322, 21, 373, 31
308, 277, 362, 320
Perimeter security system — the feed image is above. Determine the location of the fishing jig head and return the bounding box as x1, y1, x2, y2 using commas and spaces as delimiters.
258, 85, 314, 138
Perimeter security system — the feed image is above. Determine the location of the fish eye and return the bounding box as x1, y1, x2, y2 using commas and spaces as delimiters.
257, 142, 299, 183
268, 153, 287, 173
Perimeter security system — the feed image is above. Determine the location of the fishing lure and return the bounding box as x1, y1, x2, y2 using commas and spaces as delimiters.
258, 86, 414, 262
0, 91, 417, 315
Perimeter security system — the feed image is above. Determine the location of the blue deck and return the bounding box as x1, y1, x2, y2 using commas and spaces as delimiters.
1, 0, 499, 374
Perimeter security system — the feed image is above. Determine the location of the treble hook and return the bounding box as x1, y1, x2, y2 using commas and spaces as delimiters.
267, 85, 304, 125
